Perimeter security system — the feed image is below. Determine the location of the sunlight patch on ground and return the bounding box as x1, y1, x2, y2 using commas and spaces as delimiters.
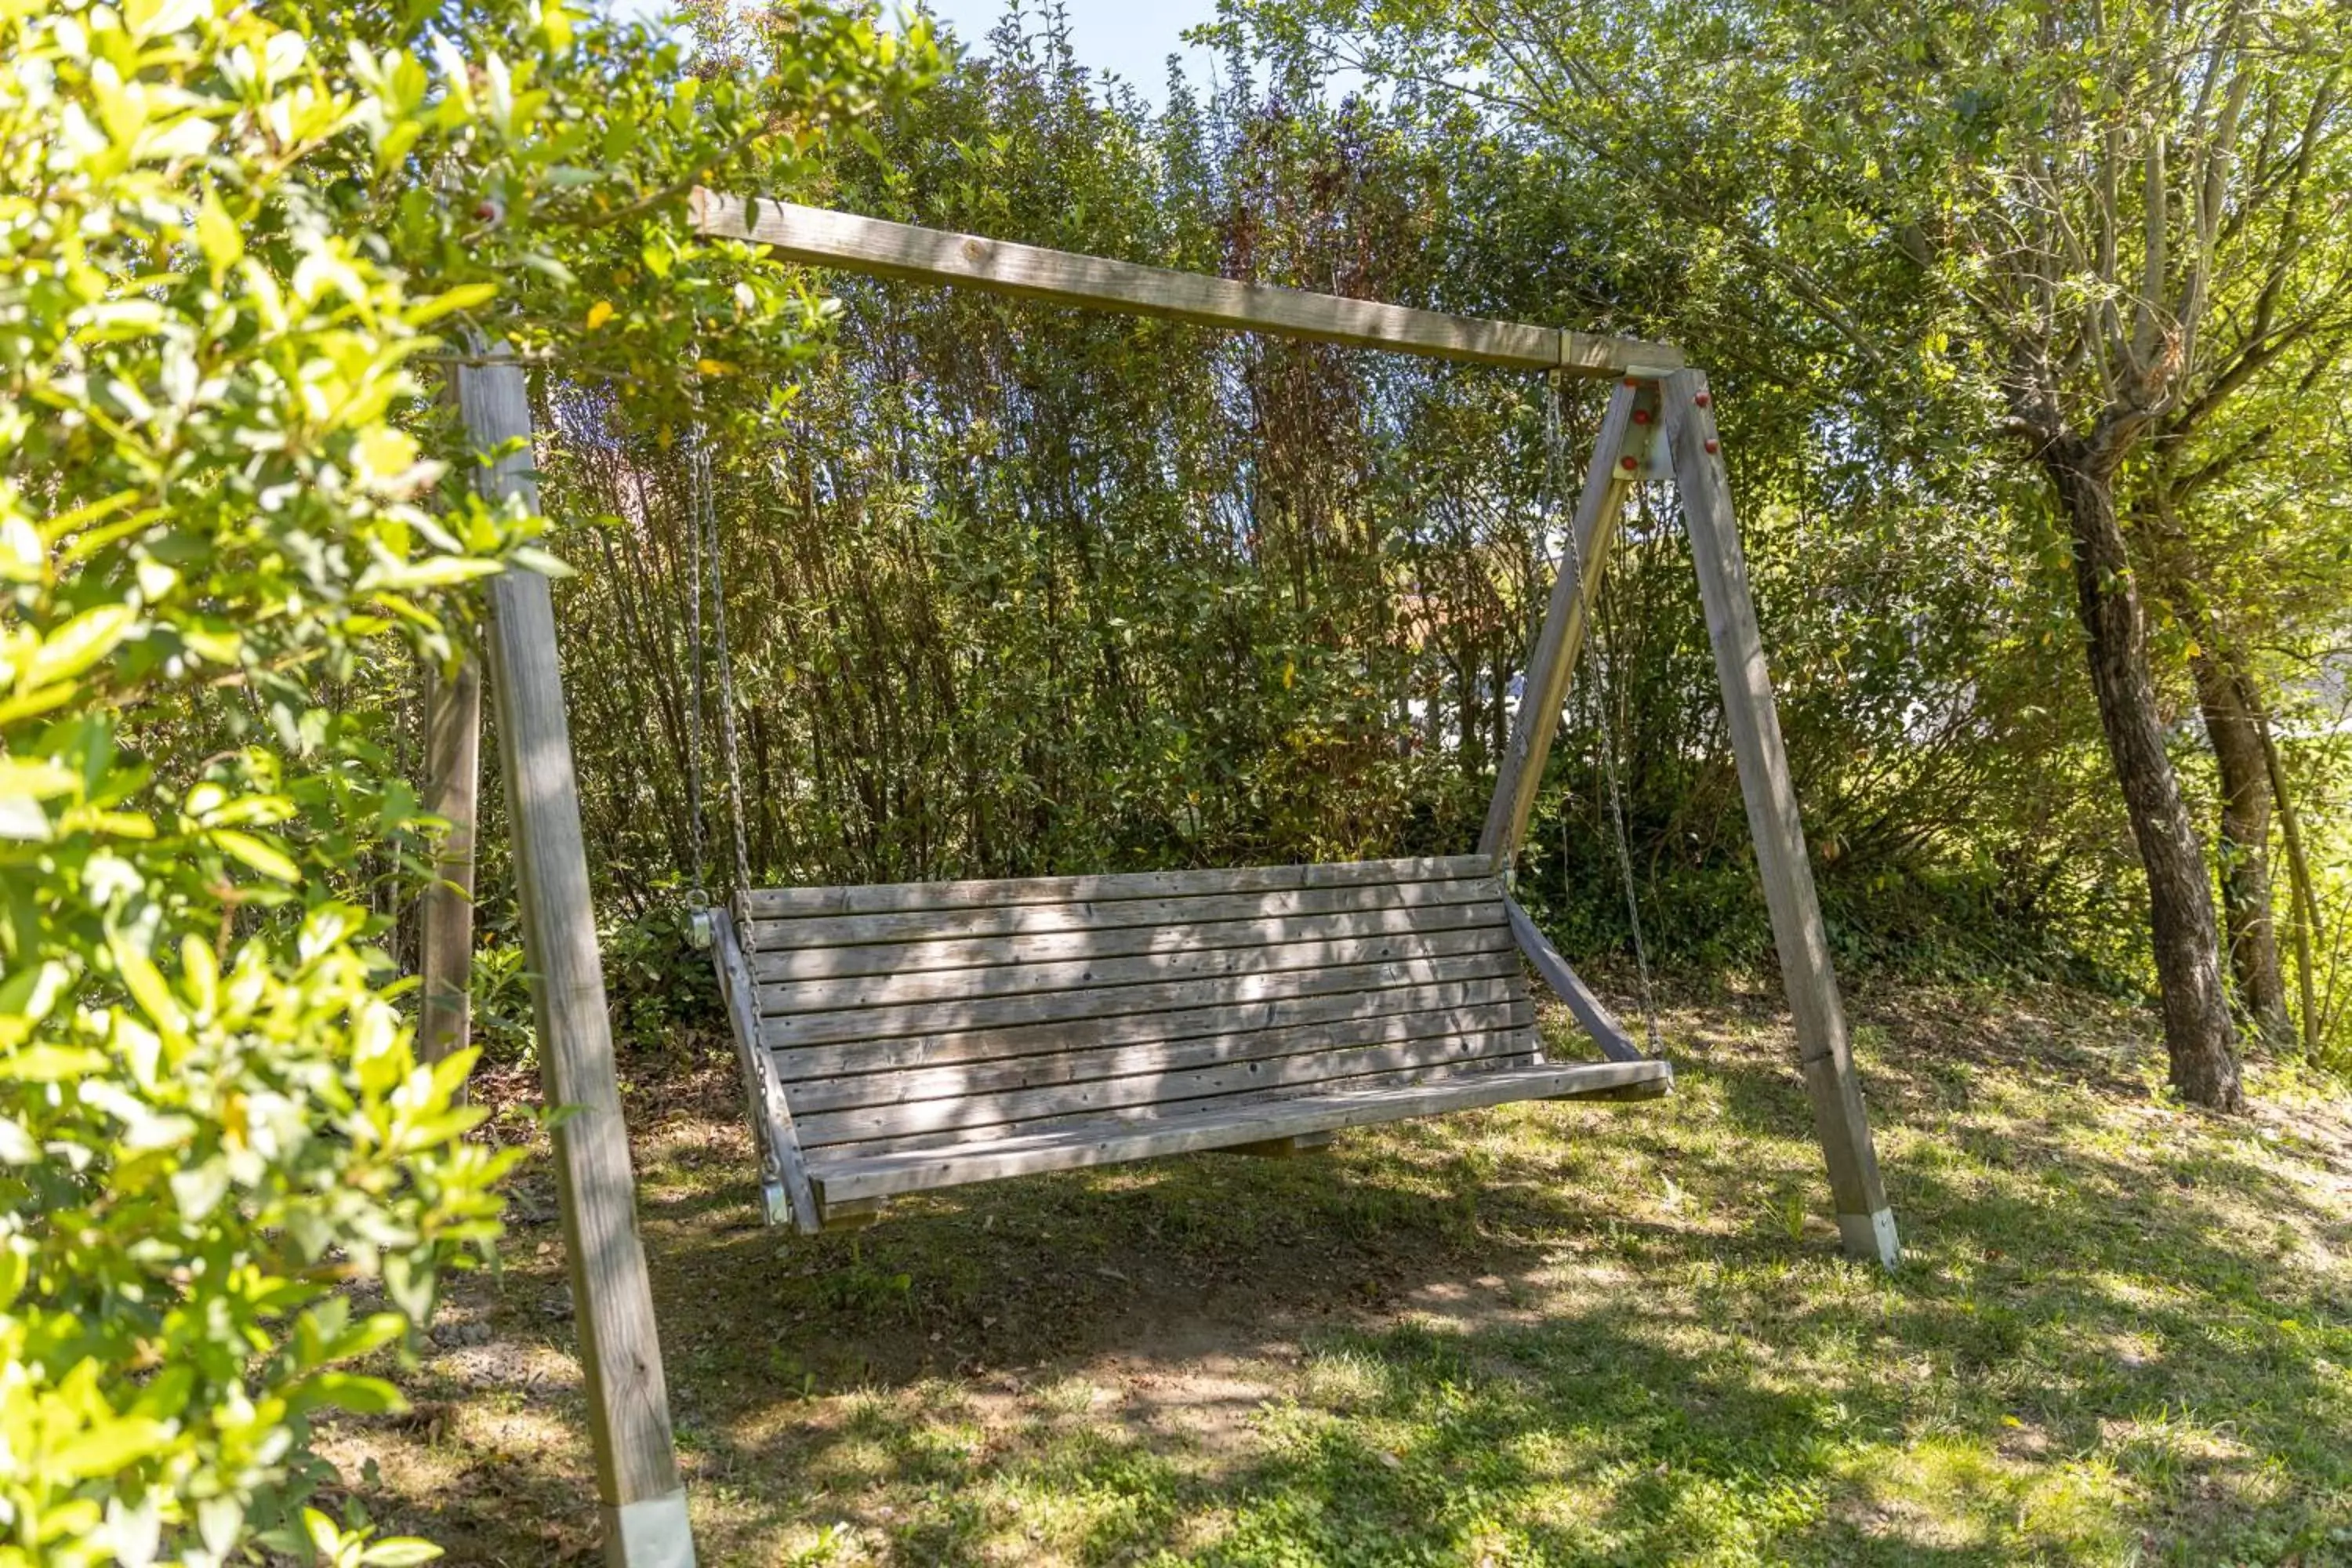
332, 982, 2352, 1565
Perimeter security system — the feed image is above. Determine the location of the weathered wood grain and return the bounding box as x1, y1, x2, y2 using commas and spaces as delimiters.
692, 192, 1682, 377
793, 1026, 1541, 1149
1504, 897, 1646, 1063
1664, 367, 1896, 1270
749, 896, 1501, 980
417, 656, 480, 1069
783, 997, 1540, 1115
747, 875, 1500, 951
1479, 379, 1647, 861
744, 855, 1497, 920
767, 975, 1526, 1082
462, 354, 692, 1560
814, 1051, 1550, 1160
755, 923, 1510, 1015
807, 1060, 1675, 1203
710, 906, 820, 1233
756, 949, 1523, 1046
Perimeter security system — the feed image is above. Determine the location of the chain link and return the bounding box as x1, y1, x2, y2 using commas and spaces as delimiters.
1546, 372, 1662, 1055
695, 433, 755, 898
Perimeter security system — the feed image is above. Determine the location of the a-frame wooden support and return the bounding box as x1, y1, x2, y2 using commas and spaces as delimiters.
1661, 369, 1897, 1267
1480, 371, 1898, 1269
442, 199, 1898, 1566
457, 355, 699, 1565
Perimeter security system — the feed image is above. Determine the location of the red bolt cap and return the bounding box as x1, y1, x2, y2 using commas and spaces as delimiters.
1694, 392, 1711, 407
1704, 438, 1720, 454
1619, 456, 1639, 471
1632, 408, 1652, 424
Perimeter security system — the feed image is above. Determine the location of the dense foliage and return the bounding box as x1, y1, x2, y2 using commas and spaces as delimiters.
0, 0, 921, 1558
6, 0, 2346, 1552
531, 9, 2346, 1078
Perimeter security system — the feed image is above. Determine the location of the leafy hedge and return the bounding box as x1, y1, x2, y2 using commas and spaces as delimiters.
0, 0, 927, 1558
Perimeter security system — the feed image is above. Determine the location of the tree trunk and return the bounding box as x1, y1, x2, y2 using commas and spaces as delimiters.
2189, 653, 2292, 1047
2045, 445, 2243, 1109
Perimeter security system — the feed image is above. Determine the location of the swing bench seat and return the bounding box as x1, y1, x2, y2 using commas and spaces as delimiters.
710, 855, 1671, 1232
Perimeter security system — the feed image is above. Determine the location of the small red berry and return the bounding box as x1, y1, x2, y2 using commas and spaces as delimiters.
1632, 408, 1652, 425
1704, 438, 1720, 454
1694, 391, 1711, 407
1620, 456, 1639, 471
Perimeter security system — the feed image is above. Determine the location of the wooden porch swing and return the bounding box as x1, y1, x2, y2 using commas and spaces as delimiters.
672, 196, 1872, 1238
427, 194, 1901, 1561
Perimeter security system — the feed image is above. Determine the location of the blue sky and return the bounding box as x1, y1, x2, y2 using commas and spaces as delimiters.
905, 1, 1224, 102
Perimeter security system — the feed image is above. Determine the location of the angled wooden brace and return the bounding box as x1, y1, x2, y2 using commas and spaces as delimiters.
1479, 377, 1655, 863
1477, 378, 1664, 1067
1661, 368, 1899, 1269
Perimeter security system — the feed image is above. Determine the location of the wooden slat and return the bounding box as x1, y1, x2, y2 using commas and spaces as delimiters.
692, 192, 1683, 378
710, 907, 822, 1233
806, 1060, 1675, 1203
1504, 898, 1646, 1064
808, 1048, 1547, 1159
785, 997, 1540, 1116
755, 922, 1510, 1017
743, 893, 1496, 982
768, 974, 1526, 1082
757, 949, 1523, 1047
742, 855, 1497, 920
821, 1047, 1664, 1161
743, 888, 1496, 964
794, 1023, 1539, 1149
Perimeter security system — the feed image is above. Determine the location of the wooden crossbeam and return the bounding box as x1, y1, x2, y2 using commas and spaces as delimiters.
691, 191, 1683, 377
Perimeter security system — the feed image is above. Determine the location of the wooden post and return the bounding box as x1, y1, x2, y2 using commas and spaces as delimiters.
418, 655, 480, 1067
1662, 368, 1898, 1269
458, 352, 699, 1563
1479, 377, 1647, 862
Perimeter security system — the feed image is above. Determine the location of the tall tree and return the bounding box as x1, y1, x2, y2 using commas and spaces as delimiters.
1244, 0, 2352, 1105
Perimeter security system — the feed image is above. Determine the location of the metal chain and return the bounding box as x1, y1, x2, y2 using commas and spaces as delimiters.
696, 431, 755, 898
1546, 372, 1662, 1055
682, 433, 708, 903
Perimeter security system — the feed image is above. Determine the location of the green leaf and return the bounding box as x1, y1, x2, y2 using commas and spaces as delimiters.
300, 1373, 410, 1417
49, 1417, 172, 1479
194, 187, 243, 274
212, 828, 301, 883
25, 605, 137, 689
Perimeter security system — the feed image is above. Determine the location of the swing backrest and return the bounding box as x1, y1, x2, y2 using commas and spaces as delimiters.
738, 855, 1539, 1160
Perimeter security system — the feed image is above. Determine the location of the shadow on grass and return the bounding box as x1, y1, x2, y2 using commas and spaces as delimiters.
345, 988, 2352, 1566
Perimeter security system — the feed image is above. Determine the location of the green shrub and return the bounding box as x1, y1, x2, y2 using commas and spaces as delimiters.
0, 0, 929, 1558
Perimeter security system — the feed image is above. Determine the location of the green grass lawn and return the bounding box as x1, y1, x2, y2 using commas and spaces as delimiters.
326, 978, 2352, 1566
